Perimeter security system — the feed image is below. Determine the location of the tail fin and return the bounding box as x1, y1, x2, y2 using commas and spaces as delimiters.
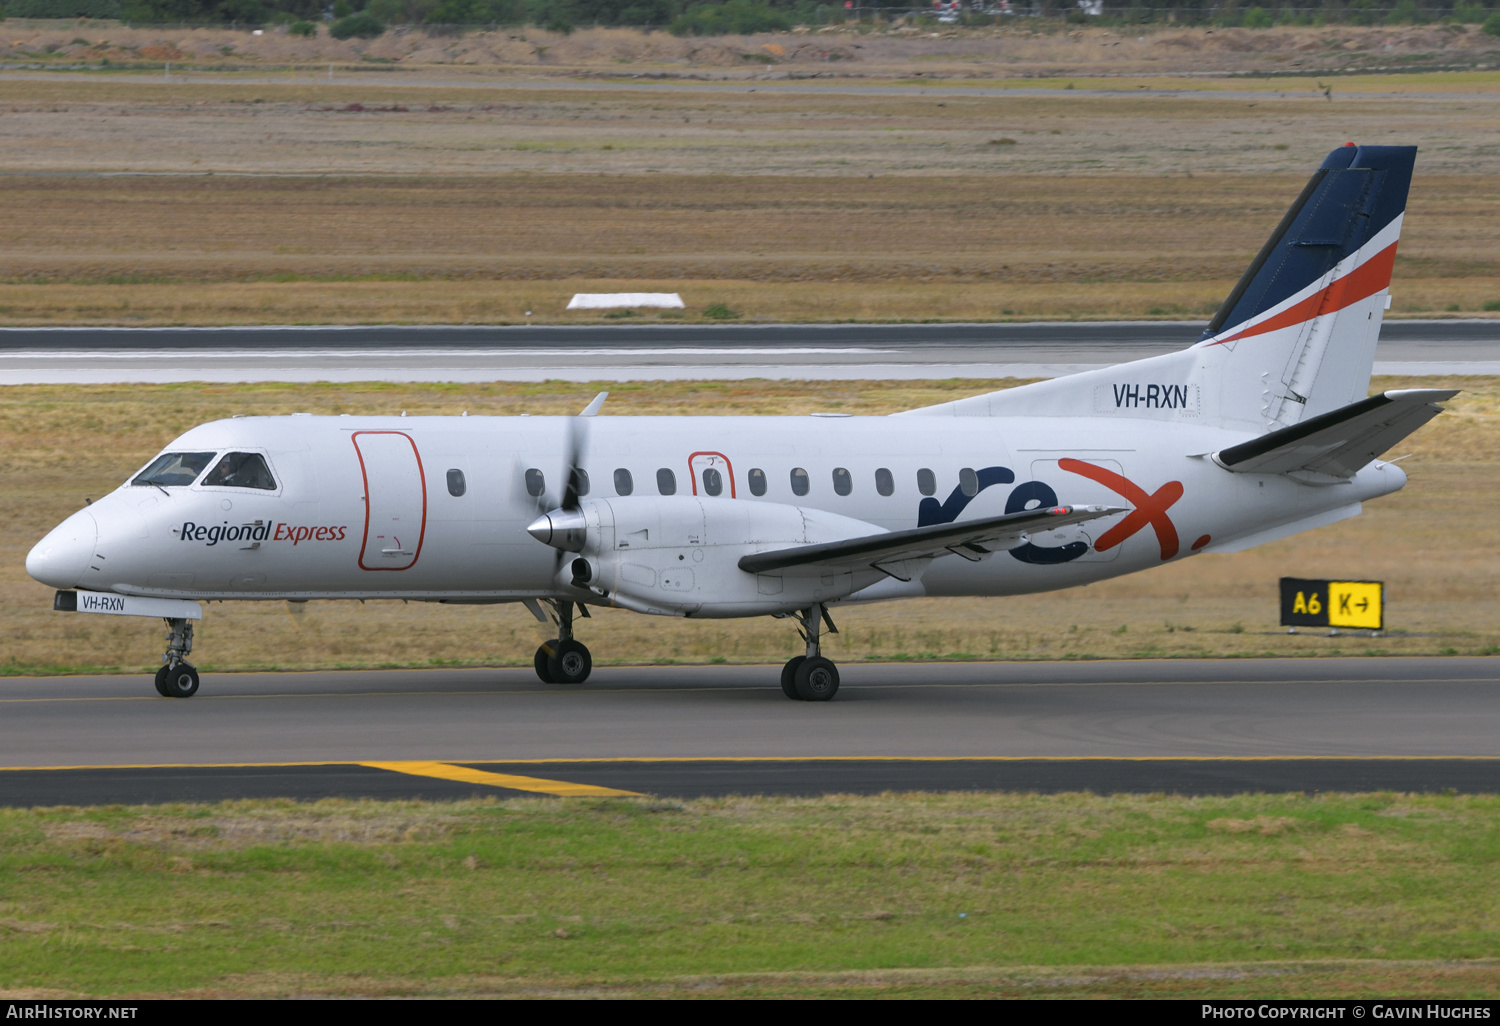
901, 144, 1417, 431
1197, 143, 1416, 429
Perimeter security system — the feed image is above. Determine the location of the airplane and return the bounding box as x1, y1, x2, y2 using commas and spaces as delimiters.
27, 143, 1454, 702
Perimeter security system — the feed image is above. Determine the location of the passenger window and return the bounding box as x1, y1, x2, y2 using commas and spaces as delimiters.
917, 468, 936, 496
790, 468, 810, 497
200, 452, 277, 491
748, 468, 767, 496
614, 468, 633, 496
525, 468, 545, 497
875, 468, 894, 497
960, 467, 979, 497
133, 451, 216, 488
656, 468, 677, 495
446, 469, 466, 497
832, 467, 852, 496
702, 467, 723, 497
569, 468, 590, 497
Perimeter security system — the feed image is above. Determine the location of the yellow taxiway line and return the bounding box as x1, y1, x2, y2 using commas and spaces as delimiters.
3, 755, 1500, 773
357, 760, 640, 797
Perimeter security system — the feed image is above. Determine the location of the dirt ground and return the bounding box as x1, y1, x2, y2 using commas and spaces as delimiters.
3, 76, 1499, 178
3, 376, 1494, 676
4, 22, 1500, 80
0, 76, 1495, 322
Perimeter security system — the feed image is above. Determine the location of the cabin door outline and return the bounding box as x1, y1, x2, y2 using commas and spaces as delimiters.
352, 431, 428, 571
688, 451, 736, 498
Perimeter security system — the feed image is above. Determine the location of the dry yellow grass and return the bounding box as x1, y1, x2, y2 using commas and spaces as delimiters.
0, 172, 1494, 323
3, 376, 1495, 675
3, 278, 1496, 325
4, 78, 1498, 179
0, 279, 1237, 325
0, 72, 1494, 324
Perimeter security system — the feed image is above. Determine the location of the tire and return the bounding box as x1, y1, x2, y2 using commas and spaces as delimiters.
534, 642, 557, 684
794, 656, 839, 702
153, 665, 173, 697
548, 639, 592, 685
780, 656, 806, 700
160, 662, 200, 698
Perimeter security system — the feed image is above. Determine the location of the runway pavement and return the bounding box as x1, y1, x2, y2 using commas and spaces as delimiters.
0, 320, 1496, 383
4, 657, 1499, 805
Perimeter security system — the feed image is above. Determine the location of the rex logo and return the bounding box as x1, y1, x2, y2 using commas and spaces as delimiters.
1059, 458, 1183, 561
914, 461, 1186, 565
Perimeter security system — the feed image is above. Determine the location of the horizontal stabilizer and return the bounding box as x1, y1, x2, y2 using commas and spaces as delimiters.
1213, 388, 1457, 482
738, 504, 1127, 577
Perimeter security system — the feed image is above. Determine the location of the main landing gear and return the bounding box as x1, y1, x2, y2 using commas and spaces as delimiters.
533, 599, 593, 686
153, 617, 200, 698
780, 604, 840, 702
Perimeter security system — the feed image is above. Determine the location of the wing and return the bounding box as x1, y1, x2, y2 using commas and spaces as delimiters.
737, 504, 1129, 578
1213, 388, 1457, 483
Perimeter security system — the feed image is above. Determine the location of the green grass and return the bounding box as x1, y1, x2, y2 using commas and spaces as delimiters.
3, 792, 1500, 997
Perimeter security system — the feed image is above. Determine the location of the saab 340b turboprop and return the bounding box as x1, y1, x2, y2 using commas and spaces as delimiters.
27, 144, 1453, 701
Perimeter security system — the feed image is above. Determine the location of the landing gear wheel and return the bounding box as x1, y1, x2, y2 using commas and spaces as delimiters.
794, 657, 839, 702
780, 656, 806, 700
534, 642, 557, 684
159, 662, 200, 698
153, 665, 173, 697
548, 640, 592, 685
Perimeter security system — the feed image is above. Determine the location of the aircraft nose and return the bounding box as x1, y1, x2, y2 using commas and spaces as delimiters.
26, 508, 97, 589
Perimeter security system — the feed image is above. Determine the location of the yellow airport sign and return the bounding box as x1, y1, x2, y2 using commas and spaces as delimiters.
1328, 580, 1384, 630
1280, 577, 1384, 631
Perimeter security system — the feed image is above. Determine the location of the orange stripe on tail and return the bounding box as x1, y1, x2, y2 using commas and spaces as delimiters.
1216, 242, 1398, 345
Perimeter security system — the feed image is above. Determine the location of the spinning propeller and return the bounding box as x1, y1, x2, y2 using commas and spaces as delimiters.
526, 394, 607, 588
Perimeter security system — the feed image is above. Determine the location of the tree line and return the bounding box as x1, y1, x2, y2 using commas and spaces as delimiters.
1, 0, 1493, 34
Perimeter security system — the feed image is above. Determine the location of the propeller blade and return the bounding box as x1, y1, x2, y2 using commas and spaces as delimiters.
560, 416, 585, 512
550, 413, 591, 576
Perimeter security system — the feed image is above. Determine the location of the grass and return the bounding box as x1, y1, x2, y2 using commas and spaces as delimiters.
3, 791, 1500, 998
0, 171, 1493, 324
3, 376, 1498, 676
0, 73, 1493, 324
2, 277, 1497, 325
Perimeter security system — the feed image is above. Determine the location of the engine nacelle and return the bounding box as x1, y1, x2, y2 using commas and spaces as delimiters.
533, 496, 889, 617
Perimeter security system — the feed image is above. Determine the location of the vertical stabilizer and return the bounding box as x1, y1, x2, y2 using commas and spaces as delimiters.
900, 144, 1417, 431
1196, 144, 1415, 430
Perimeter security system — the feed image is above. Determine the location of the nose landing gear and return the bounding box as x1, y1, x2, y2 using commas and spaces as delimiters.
154, 617, 199, 698
780, 604, 840, 701
533, 599, 593, 685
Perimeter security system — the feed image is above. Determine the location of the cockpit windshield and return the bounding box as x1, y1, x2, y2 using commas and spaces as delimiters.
132, 451, 217, 488
201, 452, 278, 490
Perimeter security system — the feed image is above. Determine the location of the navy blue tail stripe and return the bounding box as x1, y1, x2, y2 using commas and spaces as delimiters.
1201, 144, 1416, 342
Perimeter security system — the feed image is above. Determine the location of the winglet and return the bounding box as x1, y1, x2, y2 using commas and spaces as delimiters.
579, 392, 609, 417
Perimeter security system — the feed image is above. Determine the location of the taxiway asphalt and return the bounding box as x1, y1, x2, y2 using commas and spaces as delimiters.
0, 320, 1495, 383
4, 657, 1498, 805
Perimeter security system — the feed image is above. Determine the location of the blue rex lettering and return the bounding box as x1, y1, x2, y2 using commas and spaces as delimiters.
916, 466, 1088, 565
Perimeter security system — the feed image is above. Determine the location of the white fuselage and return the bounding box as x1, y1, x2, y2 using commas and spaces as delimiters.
27, 412, 1405, 616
